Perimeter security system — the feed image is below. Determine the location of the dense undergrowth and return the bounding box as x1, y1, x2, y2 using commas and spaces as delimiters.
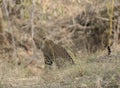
0, 0, 120, 88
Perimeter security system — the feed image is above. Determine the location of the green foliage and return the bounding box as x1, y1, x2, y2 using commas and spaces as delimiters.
21, 0, 32, 6
57, 5, 64, 16
106, 0, 114, 46
86, 55, 97, 63
0, 81, 3, 88
24, 68, 33, 77
21, 0, 33, 19
0, 0, 2, 4
24, 9, 30, 19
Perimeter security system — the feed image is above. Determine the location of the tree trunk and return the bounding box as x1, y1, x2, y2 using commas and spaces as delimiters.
0, 7, 3, 33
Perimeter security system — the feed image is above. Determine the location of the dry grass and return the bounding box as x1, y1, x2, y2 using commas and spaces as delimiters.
0, 47, 120, 88
0, 0, 120, 88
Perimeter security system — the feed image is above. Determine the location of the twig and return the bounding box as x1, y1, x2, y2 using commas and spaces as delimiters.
3, 0, 18, 65
95, 16, 117, 23
67, 24, 94, 30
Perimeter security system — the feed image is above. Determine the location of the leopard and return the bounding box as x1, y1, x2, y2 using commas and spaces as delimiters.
40, 39, 74, 69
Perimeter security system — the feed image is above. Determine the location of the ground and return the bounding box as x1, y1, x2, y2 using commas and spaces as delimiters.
0, 47, 120, 88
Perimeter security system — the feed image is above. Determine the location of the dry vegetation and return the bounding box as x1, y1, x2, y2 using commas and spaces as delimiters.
0, 0, 120, 88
